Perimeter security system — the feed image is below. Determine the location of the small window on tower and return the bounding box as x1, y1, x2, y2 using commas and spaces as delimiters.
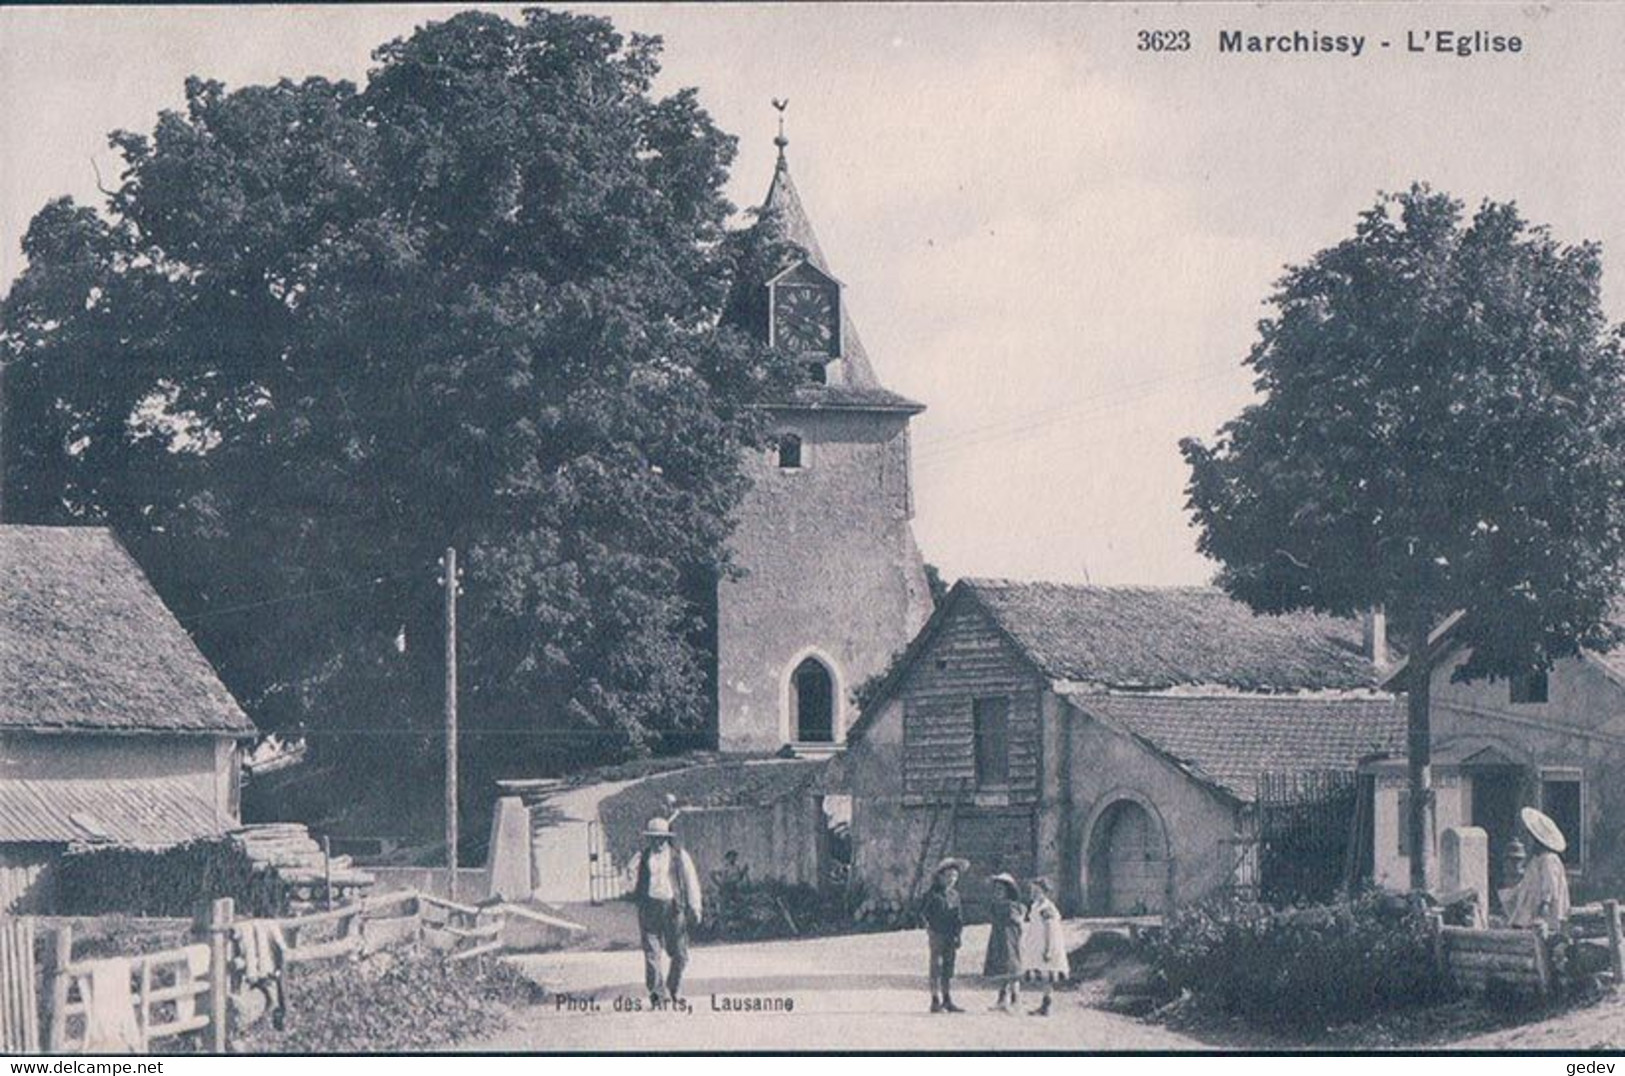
777, 434, 803, 470
806, 361, 828, 385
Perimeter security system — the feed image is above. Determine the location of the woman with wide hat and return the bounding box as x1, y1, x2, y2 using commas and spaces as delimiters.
1503, 806, 1571, 930
983, 872, 1025, 1012
921, 857, 969, 1013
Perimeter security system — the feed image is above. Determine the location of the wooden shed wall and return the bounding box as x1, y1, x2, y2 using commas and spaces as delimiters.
901, 601, 1046, 805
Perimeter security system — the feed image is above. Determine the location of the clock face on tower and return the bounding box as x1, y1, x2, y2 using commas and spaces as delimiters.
773, 283, 839, 356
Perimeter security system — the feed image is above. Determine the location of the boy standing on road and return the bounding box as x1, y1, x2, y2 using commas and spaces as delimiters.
921, 857, 968, 1013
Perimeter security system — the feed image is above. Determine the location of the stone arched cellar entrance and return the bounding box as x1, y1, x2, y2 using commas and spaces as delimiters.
1084, 796, 1170, 915
791, 656, 835, 743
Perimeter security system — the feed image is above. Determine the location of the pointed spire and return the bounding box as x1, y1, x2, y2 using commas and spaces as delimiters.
754, 109, 916, 403
772, 97, 789, 160
761, 99, 829, 270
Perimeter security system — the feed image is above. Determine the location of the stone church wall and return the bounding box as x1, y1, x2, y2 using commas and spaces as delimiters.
717, 407, 933, 751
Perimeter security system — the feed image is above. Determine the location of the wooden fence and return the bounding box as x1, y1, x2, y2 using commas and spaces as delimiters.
1568, 900, 1625, 984
3, 889, 507, 1054
1254, 770, 1360, 904
297, 890, 505, 964
1, 918, 40, 1052
43, 898, 228, 1053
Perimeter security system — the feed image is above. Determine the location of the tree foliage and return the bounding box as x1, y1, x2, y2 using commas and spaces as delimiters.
1183, 184, 1625, 886
2, 8, 800, 775
1183, 185, 1625, 676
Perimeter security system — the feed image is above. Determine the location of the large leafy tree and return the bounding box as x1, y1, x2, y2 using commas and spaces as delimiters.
1, 9, 799, 784
1182, 185, 1625, 889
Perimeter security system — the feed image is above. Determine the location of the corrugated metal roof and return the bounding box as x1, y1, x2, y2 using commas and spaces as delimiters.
0, 775, 222, 845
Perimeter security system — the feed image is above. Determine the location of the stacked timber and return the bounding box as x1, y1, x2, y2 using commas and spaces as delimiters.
1435, 921, 1552, 997
230, 823, 375, 912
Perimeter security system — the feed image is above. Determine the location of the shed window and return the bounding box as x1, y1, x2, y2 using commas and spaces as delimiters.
1510, 669, 1549, 704
776, 434, 803, 470
973, 696, 1010, 788
1541, 776, 1583, 866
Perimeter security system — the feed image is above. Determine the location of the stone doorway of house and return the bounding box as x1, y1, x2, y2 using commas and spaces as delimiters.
1468, 763, 1526, 890
1085, 797, 1168, 915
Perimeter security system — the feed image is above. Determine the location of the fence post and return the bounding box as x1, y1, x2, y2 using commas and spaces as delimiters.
1606, 899, 1623, 984
204, 898, 233, 1053
1427, 910, 1445, 979
323, 836, 334, 911
1533, 922, 1552, 1000
18, 918, 40, 1053
0, 918, 39, 1054
43, 925, 71, 1053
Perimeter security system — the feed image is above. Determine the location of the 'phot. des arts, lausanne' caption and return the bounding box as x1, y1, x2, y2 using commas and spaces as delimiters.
553, 993, 796, 1014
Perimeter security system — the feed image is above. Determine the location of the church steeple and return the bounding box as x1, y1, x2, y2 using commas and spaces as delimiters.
753, 105, 915, 407
711, 106, 934, 756
763, 101, 830, 271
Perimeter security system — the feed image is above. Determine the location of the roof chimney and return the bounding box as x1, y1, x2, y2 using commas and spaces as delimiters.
1363, 606, 1389, 670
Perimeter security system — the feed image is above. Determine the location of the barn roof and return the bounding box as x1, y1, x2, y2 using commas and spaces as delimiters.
1061, 691, 1403, 802
0, 774, 222, 845
0, 526, 256, 736
965, 579, 1382, 692
846, 579, 1390, 746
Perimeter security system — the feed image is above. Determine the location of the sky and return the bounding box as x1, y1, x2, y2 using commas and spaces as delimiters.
6, 3, 1625, 586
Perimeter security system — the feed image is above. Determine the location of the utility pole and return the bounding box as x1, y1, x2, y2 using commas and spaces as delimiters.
440, 547, 460, 900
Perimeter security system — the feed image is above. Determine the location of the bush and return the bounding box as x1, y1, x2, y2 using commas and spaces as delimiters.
55, 839, 291, 918
235, 950, 545, 1053
1145, 890, 1452, 1031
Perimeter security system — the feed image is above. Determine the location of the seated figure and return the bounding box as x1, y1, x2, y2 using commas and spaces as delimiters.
1501, 807, 1571, 931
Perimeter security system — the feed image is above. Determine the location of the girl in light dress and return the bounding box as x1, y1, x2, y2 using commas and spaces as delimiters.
1023, 877, 1068, 1016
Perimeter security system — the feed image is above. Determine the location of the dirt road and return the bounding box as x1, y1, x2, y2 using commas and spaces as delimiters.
471, 923, 1203, 1052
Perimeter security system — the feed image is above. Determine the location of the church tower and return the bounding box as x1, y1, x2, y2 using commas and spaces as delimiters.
716, 124, 935, 753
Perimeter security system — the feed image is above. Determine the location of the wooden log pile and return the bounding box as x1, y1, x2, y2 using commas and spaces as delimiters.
1433, 919, 1553, 997
229, 824, 375, 913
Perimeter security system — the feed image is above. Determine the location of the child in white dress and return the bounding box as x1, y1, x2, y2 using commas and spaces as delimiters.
1024, 878, 1068, 1016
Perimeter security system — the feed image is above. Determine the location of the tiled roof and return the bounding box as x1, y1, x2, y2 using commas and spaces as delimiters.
769, 383, 925, 413
0, 526, 256, 735
0, 774, 222, 845
965, 580, 1381, 692
1062, 691, 1403, 801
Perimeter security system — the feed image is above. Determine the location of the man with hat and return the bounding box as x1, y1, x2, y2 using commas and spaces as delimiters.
920, 857, 968, 1013
1503, 806, 1571, 931
632, 816, 703, 1006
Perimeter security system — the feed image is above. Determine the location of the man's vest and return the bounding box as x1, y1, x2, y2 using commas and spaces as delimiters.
635, 844, 702, 920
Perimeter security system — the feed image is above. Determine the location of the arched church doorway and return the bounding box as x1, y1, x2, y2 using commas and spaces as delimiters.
791, 657, 835, 743
1085, 797, 1168, 915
